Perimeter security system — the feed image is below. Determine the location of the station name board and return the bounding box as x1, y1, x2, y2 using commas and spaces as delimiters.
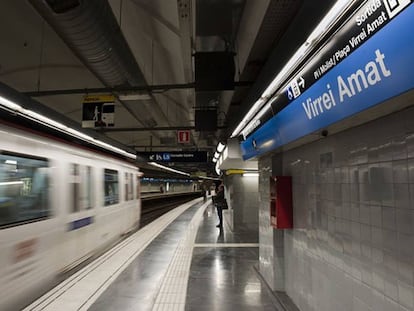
241, 0, 412, 140
241, 0, 414, 159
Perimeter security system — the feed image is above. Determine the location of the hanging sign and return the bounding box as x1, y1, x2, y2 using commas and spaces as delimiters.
242, 0, 413, 140
138, 151, 207, 162
241, 1, 414, 159
82, 95, 115, 128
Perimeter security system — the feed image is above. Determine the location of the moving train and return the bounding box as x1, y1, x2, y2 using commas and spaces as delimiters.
0, 121, 141, 310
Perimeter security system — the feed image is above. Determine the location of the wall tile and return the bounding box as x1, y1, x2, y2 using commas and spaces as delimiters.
397, 281, 414, 310
370, 205, 382, 228
259, 107, 414, 311
360, 204, 371, 225
383, 272, 399, 301
382, 207, 397, 231
398, 232, 414, 260
393, 160, 409, 183
394, 183, 411, 209
408, 158, 414, 183
398, 258, 414, 287
382, 229, 398, 253
396, 209, 414, 235
393, 137, 407, 161
406, 133, 414, 159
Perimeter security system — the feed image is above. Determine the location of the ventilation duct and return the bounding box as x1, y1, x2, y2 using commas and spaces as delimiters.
30, 0, 146, 87
29, 0, 176, 145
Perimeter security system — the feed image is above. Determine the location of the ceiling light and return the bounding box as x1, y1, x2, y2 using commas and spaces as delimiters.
243, 172, 259, 177
148, 162, 190, 176
217, 142, 226, 153
198, 176, 221, 181
118, 93, 151, 101
215, 162, 221, 176
231, 0, 356, 138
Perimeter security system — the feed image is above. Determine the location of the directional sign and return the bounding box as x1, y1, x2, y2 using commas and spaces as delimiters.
82, 95, 115, 128
178, 130, 190, 143
138, 151, 207, 162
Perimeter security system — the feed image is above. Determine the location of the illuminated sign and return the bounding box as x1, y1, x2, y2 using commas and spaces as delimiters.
241, 1, 414, 159
82, 95, 115, 128
138, 151, 207, 162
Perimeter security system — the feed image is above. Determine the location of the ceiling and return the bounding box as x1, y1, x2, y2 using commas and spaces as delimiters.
0, 0, 336, 177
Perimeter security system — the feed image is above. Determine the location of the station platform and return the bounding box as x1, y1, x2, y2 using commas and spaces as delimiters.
23, 198, 283, 311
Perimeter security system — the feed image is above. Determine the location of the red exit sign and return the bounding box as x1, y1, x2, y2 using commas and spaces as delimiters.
177, 130, 190, 143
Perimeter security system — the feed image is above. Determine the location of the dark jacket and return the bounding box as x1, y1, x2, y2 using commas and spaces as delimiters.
214, 187, 226, 207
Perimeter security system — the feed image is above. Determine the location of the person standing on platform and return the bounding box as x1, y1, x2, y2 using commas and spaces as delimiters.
214, 184, 225, 228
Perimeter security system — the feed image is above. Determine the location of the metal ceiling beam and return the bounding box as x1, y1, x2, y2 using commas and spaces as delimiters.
23, 82, 252, 97
99, 126, 227, 132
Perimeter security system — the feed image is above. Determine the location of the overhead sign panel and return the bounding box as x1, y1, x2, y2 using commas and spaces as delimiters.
241, 1, 414, 159
82, 95, 115, 128
242, 0, 413, 139
138, 151, 207, 162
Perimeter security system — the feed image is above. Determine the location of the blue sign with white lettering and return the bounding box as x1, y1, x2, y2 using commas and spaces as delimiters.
241, 2, 414, 159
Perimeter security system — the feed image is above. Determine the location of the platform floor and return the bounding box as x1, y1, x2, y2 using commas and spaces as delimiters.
24, 198, 282, 311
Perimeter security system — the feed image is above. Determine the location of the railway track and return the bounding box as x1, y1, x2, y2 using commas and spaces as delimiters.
140, 192, 202, 227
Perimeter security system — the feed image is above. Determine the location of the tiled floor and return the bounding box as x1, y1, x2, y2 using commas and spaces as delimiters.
185, 204, 280, 311
24, 198, 282, 310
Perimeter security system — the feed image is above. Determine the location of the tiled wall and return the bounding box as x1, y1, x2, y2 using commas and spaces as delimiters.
258, 157, 277, 290
224, 174, 259, 231
259, 106, 414, 310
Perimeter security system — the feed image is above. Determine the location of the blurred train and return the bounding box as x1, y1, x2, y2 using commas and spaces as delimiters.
0, 121, 141, 310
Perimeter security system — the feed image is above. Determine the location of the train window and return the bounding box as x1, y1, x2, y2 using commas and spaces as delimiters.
70, 164, 80, 212
85, 166, 93, 209
104, 169, 119, 206
0, 152, 50, 228
136, 174, 141, 200
70, 164, 93, 212
125, 172, 133, 201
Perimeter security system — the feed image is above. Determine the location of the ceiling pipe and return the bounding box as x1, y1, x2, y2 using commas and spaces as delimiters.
29, 0, 144, 87
28, 0, 170, 137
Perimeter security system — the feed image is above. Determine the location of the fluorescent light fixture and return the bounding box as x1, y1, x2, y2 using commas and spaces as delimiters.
118, 93, 151, 101
0, 95, 23, 111
198, 175, 221, 181
215, 162, 221, 176
148, 162, 190, 176
231, 0, 355, 138
222, 146, 228, 160
0, 181, 24, 186
5, 160, 17, 165
231, 97, 265, 138
0, 95, 136, 159
217, 142, 226, 153
243, 172, 259, 177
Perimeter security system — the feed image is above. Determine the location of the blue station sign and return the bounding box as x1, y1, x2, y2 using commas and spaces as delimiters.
137, 151, 208, 163
241, 0, 414, 160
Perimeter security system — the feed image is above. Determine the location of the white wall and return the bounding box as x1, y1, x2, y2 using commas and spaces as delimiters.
259, 106, 414, 310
